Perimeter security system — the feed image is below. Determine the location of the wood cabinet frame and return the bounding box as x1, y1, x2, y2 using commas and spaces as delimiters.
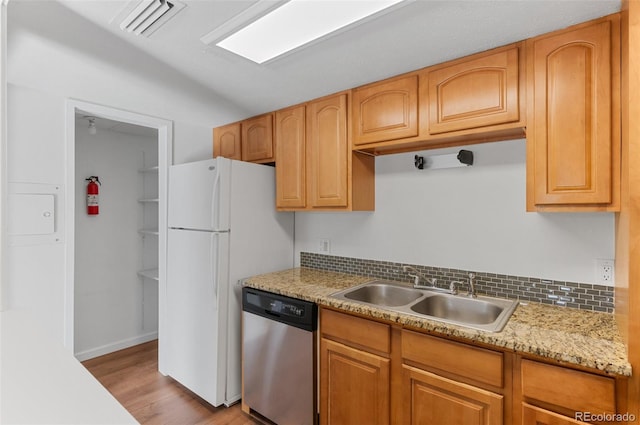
526, 14, 621, 212
320, 306, 626, 425
276, 91, 375, 212
351, 42, 526, 155
213, 123, 242, 160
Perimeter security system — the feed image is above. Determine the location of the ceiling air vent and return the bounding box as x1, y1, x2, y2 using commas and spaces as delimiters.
119, 0, 185, 37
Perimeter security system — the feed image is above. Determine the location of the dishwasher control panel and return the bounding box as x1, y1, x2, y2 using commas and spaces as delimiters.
242, 287, 317, 331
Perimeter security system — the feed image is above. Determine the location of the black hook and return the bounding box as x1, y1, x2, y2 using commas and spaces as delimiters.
457, 150, 474, 166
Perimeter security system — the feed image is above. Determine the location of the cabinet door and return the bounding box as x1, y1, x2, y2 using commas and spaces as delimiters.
522, 404, 587, 425
527, 16, 619, 208
241, 114, 274, 163
307, 94, 349, 208
275, 105, 306, 209
402, 365, 503, 425
427, 46, 520, 134
213, 123, 241, 160
352, 75, 419, 145
320, 338, 390, 425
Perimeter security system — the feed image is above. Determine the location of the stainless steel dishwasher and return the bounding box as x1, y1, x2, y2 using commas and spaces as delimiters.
242, 287, 318, 425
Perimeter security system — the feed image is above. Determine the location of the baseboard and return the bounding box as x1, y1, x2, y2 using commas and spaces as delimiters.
74, 331, 158, 361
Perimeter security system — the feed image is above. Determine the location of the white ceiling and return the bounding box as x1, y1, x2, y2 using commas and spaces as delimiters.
10, 0, 622, 121
76, 110, 158, 138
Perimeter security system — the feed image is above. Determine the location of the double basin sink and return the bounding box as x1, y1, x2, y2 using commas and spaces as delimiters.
330, 280, 518, 332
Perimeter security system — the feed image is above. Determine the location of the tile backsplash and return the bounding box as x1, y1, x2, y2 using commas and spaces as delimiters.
300, 252, 614, 313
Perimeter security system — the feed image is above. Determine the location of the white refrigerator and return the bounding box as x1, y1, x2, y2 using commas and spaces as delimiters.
162, 157, 294, 407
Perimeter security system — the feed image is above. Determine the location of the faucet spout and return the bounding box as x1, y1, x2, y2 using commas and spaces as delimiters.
467, 273, 477, 298
402, 265, 422, 286
402, 265, 440, 290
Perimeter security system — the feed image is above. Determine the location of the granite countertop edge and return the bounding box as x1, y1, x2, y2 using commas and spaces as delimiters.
242, 267, 632, 377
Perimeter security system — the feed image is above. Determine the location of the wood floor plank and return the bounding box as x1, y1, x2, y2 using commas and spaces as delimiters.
82, 340, 259, 425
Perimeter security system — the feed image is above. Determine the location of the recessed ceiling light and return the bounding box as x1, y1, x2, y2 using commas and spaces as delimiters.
214, 0, 406, 64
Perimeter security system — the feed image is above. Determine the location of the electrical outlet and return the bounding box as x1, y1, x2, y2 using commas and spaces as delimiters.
596, 259, 615, 285
319, 238, 331, 253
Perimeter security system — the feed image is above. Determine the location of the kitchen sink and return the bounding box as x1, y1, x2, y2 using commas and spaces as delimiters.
342, 281, 424, 306
410, 294, 507, 325
330, 280, 518, 332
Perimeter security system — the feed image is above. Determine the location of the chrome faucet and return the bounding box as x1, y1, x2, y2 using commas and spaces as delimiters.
402, 265, 457, 294
467, 273, 477, 298
402, 265, 436, 288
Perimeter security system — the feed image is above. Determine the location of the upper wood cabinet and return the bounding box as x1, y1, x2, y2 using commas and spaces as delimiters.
275, 93, 374, 211
213, 114, 274, 163
275, 105, 306, 209
352, 43, 525, 154
352, 74, 420, 146
307, 94, 349, 208
213, 123, 242, 160
241, 113, 274, 163
526, 15, 620, 211
427, 44, 522, 135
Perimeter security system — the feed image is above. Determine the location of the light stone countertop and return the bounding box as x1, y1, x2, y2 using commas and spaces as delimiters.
1, 309, 139, 425
243, 267, 632, 377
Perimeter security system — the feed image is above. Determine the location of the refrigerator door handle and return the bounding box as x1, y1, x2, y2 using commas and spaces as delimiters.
210, 167, 221, 230
211, 232, 219, 307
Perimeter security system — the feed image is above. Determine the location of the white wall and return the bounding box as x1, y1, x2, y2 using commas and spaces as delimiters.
6, 1, 239, 347
7, 1, 246, 165
6, 85, 68, 342
295, 140, 615, 285
74, 122, 158, 360
0, 1, 7, 312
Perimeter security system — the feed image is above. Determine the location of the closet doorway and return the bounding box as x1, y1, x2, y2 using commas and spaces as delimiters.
65, 100, 172, 360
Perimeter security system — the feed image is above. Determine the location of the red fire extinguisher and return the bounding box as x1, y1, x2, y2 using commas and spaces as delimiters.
86, 176, 101, 215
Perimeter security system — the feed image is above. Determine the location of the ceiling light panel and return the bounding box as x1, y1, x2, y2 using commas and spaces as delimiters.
216, 0, 405, 64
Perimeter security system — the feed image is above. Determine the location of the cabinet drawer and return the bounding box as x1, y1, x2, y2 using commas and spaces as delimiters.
521, 359, 616, 414
402, 330, 503, 388
321, 309, 390, 354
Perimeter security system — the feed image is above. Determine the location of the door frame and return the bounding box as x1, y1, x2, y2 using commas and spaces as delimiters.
65, 99, 172, 354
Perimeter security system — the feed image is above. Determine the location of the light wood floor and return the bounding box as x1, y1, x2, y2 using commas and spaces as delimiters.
82, 340, 260, 425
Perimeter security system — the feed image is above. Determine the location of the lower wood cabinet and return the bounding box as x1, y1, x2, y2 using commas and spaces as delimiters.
516, 357, 625, 425
320, 338, 390, 425
522, 404, 587, 425
403, 365, 503, 425
319, 307, 627, 425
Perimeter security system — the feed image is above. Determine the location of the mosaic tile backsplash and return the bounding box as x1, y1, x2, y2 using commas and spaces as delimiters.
300, 252, 615, 313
